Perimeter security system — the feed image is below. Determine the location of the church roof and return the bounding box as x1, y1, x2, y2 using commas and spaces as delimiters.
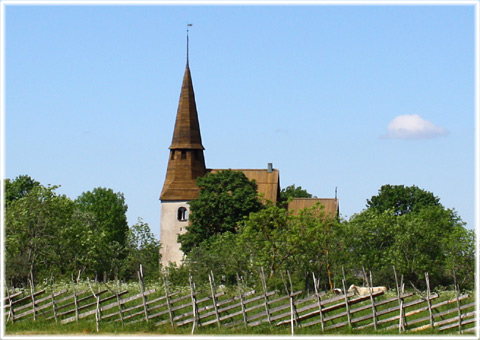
287, 198, 339, 217
169, 64, 204, 150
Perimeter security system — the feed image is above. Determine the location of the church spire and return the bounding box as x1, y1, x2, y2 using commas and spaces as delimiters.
160, 37, 206, 201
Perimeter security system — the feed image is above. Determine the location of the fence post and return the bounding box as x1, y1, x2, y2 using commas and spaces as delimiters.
341, 267, 351, 328
50, 275, 58, 323
28, 276, 36, 321
312, 273, 325, 332
87, 278, 101, 332
393, 266, 405, 332
5, 281, 15, 323
138, 265, 149, 322
453, 271, 462, 334
208, 271, 221, 328
73, 270, 81, 323
362, 266, 377, 330
116, 278, 125, 326
189, 274, 199, 334
260, 267, 271, 324
236, 273, 248, 328
425, 272, 434, 329
163, 275, 175, 327
287, 271, 299, 335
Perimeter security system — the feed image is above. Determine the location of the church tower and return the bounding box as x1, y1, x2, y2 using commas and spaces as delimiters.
160, 56, 206, 265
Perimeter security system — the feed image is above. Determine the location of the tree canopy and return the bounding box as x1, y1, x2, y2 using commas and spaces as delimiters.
280, 184, 312, 201
366, 184, 441, 215
5, 175, 40, 206
178, 170, 263, 255
4, 176, 160, 285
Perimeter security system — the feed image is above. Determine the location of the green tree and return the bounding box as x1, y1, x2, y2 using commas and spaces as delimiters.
5, 175, 40, 206
75, 188, 129, 277
280, 184, 312, 201
366, 184, 441, 216
184, 231, 248, 284
122, 219, 160, 281
76, 188, 128, 247
237, 204, 292, 277
178, 170, 263, 254
5, 184, 76, 285
347, 185, 473, 289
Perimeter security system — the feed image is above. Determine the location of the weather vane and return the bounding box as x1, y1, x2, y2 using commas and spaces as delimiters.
187, 23, 193, 65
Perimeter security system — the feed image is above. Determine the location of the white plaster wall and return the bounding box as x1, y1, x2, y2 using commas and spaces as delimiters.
160, 201, 190, 266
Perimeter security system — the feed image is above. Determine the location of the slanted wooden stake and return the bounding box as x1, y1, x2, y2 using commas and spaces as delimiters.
453, 271, 462, 334
87, 278, 101, 332
367, 270, 377, 331
116, 278, 125, 326
138, 265, 149, 322
208, 271, 221, 328
50, 275, 58, 323
312, 273, 325, 332
425, 272, 434, 329
189, 274, 199, 334
287, 270, 299, 335
28, 275, 36, 321
341, 266, 351, 328
5, 281, 15, 323
163, 275, 174, 327
236, 273, 248, 328
393, 266, 405, 332
260, 267, 271, 324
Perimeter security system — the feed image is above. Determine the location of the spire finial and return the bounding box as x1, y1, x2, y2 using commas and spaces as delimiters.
187, 23, 193, 66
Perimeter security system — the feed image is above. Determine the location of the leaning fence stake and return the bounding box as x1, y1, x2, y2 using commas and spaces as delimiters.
236, 273, 248, 328
138, 265, 149, 322
163, 275, 175, 327
425, 272, 434, 329
87, 278, 101, 333
50, 274, 58, 323
341, 266, 351, 328
260, 267, 272, 324
208, 271, 221, 328
189, 274, 199, 334
367, 270, 377, 331
28, 276, 36, 322
453, 271, 463, 334
312, 273, 325, 332
393, 266, 405, 332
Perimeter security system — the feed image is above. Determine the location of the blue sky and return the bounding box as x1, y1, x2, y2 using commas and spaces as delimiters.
4, 2, 476, 238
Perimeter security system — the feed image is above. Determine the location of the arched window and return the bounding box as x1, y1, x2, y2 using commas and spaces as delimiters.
177, 207, 188, 221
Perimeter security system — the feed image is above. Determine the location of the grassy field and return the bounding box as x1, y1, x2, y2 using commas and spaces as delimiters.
4, 281, 476, 336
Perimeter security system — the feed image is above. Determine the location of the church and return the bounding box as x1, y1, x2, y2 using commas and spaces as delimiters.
159, 56, 339, 266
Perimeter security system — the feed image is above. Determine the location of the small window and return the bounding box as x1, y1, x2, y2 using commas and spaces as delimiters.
177, 207, 188, 221
170, 151, 175, 160
181, 150, 187, 159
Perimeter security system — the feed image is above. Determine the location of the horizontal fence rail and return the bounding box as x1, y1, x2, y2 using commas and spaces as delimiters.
4, 269, 475, 335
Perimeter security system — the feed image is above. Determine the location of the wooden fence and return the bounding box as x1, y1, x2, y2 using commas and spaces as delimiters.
4, 269, 476, 335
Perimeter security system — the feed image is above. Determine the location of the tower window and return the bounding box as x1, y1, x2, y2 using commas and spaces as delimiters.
170, 151, 175, 160
181, 151, 187, 159
178, 207, 188, 221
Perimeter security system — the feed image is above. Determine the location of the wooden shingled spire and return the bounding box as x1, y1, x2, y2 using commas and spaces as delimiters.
160, 57, 207, 201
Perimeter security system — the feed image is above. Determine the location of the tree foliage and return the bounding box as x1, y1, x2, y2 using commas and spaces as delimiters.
366, 184, 441, 216
4, 176, 159, 285
345, 185, 474, 289
178, 170, 263, 254
5, 175, 40, 206
280, 184, 312, 201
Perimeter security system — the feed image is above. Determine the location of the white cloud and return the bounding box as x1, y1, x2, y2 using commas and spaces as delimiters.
383, 114, 448, 140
